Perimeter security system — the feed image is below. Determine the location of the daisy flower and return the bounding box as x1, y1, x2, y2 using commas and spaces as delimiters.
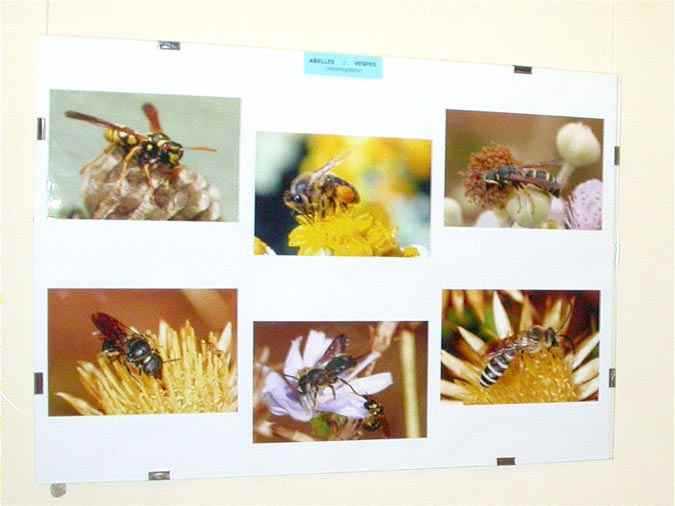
441, 291, 599, 405
288, 202, 421, 257
57, 320, 237, 415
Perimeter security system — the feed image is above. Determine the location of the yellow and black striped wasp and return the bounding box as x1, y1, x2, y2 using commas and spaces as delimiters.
65, 103, 216, 188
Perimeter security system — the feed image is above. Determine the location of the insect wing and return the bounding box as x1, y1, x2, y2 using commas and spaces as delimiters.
308, 152, 351, 185
91, 312, 132, 348
506, 173, 561, 193
484, 336, 520, 359
65, 111, 147, 140
142, 103, 163, 133
517, 160, 562, 170
315, 334, 349, 367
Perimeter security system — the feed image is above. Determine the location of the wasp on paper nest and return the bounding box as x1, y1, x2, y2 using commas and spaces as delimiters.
67, 103, 222, 220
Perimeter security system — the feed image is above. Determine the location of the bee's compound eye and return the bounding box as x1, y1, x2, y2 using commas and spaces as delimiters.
293, 194, 303, 204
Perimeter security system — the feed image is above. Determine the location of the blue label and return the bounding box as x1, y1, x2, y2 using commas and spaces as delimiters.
304, 52, 383, 79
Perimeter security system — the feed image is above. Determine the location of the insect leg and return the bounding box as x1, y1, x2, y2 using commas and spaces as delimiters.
168, 164, 183, 185
116, 145, 142, 185
142, 163, 154, 187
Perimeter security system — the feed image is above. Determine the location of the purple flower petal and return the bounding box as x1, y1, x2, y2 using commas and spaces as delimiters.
342, 352, 380, 381
283, 337, 304, 377
317, 392, 369, 419
348, 373, 393, 395
262, 371, 314, 422
302, 330, 332, 367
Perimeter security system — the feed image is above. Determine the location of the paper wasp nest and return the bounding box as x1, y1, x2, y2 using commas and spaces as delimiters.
81, 148, 222, 220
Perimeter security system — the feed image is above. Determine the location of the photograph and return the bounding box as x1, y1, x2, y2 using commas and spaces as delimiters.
48, 90, 240, 220
444, 110, 603, 229
48, 289, 237, 416
254, 132, 431, 256
253, 321, 427, 442
441, 290, 600, 405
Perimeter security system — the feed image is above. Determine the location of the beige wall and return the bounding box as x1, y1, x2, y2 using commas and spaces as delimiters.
2, 1, 672, 505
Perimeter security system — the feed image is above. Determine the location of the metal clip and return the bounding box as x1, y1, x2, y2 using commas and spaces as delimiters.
614, 146, 620, 166
34, 372, 44, 395
496, 457, 516, 466
37, 117, 46, 140
148, 470, 170, 481
50, 483, 66, 497
609, 368, 616, 388
513, 65, 532, 75
158, 41, 180, 50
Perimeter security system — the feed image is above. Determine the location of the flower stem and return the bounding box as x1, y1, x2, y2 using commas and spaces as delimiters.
556, 161, 576, 188
399, 330, 420, 438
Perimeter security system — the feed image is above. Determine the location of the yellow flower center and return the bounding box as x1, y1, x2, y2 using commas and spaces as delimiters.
464, 348, 578, 404
288, 203, 412, 257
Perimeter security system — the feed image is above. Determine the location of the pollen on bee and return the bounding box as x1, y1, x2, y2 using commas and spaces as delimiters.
336, 186, 356, 203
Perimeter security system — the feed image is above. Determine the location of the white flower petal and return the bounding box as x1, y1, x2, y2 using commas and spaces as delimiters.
573, 357, 599, 385
519, 297, 534, 332
303, 330, 332, 367
577, 377, 599, 400
450, 290, 465, 315
262, 372, 313, 422
492, 292, 513, 339
342, 352, 381, 382
263, 383, 313, 421
262, 369, 286, 393
572, 332, 600, 370
466, 290, 485, 322
283, 337, 305, 376
441, 379, 470, 400
543, 298, 564, 330
318, 392, 368, 419
441, 349, 480, 384
502, 290, 524, 303
216, 322, 232, 352
458, 327, 487, 355
346, 372, 392, 395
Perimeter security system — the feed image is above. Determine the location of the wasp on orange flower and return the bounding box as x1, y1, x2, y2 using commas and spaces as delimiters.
65, 103, 216, 188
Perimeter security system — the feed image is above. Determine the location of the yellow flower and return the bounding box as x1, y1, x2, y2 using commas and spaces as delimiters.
254, 236, 276, 255
288, 203, 418, 257
441, 291, 599, 405
398, 139, 432, 180
57, 320, 237, 415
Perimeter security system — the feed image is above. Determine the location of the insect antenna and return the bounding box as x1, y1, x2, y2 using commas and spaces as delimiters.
162, 358, 182, 364
184, 146, 217, 152
337, 377, 367, 400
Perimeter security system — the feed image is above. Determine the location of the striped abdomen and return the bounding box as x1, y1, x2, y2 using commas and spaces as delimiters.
480, 348, 517, 388
522, 169, 556, 183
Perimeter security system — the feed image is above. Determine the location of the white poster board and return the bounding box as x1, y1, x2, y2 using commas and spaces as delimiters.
34, 36, 617, 483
